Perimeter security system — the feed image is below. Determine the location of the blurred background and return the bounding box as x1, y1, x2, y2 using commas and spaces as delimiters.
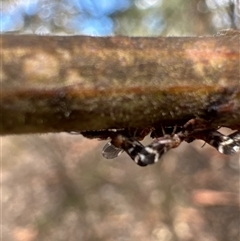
1, 0, 240, 35
1, 0, 240, 241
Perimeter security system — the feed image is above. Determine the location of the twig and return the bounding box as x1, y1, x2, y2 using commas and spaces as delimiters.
1, 31, 240, 135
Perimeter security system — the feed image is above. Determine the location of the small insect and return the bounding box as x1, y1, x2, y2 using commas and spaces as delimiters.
101, 124, 240, 167
102, 126, 183, 166
205, 130, 240, 155
100, 128, 152, 166
80, 118, 239, 167
134, 133, 183, 165
139, 129, 240, 166
102, 134, 148, 166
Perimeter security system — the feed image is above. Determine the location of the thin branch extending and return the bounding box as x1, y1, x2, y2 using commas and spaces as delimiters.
1, 30, 240, 135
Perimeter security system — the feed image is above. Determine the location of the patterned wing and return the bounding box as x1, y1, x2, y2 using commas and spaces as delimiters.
206, 130, 240, 155
222, 131, 240, 155
120, 138, 148, 166
136, 134, 182, 165
102, 135, 148, 166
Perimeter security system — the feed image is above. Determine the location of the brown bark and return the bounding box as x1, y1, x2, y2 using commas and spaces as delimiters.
1, 31, 240, 135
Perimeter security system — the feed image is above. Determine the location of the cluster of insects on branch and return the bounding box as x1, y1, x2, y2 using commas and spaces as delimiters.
81, 118, 240, 167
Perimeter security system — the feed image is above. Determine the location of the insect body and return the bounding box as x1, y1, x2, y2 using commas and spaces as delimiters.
205, 130, 240, 155
134, 130, 240, 166
180, 118, 240, 156
102, 134, 148, 166
135, 133, 182, 165
81, 118, 239, 167
101, 126, 240, 167
102, 127, 183, 166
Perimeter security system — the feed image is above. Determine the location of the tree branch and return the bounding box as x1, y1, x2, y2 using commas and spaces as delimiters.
1, 31, 240, 135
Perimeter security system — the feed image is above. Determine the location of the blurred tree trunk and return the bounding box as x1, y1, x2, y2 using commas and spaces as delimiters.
1, 30, 240, 135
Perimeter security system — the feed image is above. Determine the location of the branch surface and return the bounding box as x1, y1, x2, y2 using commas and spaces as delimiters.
1, 31, 240, 135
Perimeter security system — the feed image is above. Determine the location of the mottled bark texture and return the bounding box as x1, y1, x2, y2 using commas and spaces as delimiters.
1, 30, 240, 135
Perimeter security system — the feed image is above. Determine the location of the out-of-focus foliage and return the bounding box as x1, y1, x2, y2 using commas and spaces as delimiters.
2, 132, 239, 241
1, 0, 239, 35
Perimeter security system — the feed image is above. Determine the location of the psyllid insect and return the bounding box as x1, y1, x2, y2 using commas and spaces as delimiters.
80, 118, 239, 167
100, 122, 240, 167
102, 134, 148, 166
205, 130, 240, 155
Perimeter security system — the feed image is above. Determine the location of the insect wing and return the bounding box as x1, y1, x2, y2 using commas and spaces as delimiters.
137, 146, 160, 165
121, 139, 148, 166
207, 131, 240, 155
218, 137, 240, 155
102, 141, 124, 159
228, 131, 240, 143
138, 134, 182, 165
225, 131, 240, 154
